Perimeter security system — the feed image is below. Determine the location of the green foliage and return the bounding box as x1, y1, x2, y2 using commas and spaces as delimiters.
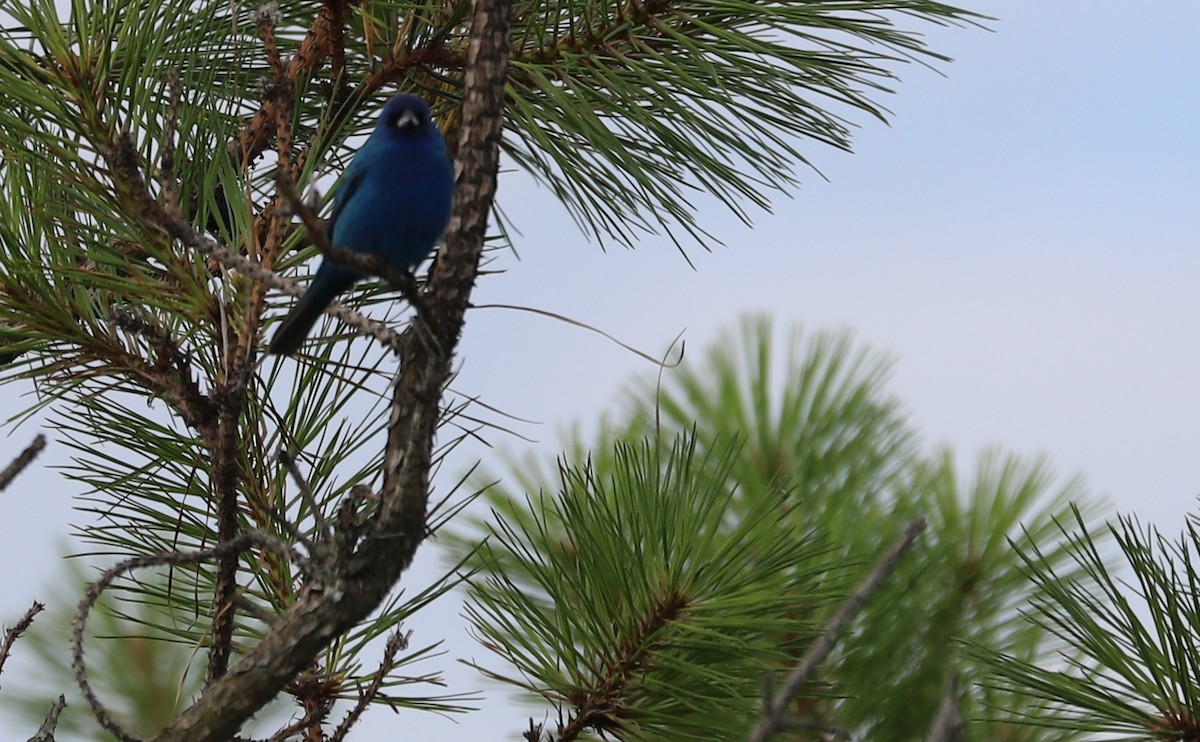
977, 509, 1200, 740
836, 449, 1102, 740
452, 316, 1108, 740
0, 0, 989, 733
0, 0, 476, 720
465, 434, 836, 741
620, 316, 917, 556
503, 0, 986, 247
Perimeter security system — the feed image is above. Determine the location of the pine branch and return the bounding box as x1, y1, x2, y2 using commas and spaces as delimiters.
72, 532, 302, 742
925, 674, 965, 742
28, 695, 66, 742
142, 0, 512, 735
463, 436, 837, 741
747, 517, 926, 742
499, 0, 984, 247
555, 586, 690, 740
975, 509, 1200, 738
234, 0, 355, 167
0, 601, 44, 686
0, 434, 46, 492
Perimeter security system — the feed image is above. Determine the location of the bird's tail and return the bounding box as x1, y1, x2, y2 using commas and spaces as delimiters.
267, 267, 354, 356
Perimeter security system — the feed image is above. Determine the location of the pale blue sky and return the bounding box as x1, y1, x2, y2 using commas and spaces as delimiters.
1, 1, 1198, 738
457, 0, 1199, 526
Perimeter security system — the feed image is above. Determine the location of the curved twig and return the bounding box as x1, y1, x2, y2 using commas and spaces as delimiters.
72, 532, 299, 742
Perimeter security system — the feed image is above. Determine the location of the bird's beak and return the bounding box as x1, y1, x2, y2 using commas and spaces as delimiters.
397, 110, 421, 130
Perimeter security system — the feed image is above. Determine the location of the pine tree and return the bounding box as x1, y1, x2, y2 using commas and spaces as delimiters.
449, 316, 1107, 740
0, 0, 984, 738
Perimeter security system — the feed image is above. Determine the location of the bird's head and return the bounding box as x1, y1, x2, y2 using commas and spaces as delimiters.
377, 95, 440, 141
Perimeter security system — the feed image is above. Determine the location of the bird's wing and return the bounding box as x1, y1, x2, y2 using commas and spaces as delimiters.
328, 155, 370, 240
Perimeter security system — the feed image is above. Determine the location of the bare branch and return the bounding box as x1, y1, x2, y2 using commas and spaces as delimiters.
0, 601, 44, 686
27, 694, 66, 742
747, 517, 926, 742
0, 434, 46, 492
329, 628, 411, 741
925, 674, 965, 742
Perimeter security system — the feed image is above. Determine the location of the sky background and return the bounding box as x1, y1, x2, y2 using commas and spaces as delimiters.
2, 0, 1199, 738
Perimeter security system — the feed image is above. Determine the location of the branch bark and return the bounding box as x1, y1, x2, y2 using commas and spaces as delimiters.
0, 434, 46, 492
925, 674, 965, 742
0, 600, 44, 685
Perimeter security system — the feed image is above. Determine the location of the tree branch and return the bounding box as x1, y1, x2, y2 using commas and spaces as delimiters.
746, 517, 926, 742
74, 533, 301, 742
234, 0, 355, 166
925, 674, 965, 742
328, 628, 412, 741
28, 695, 66, 742
147, 0, 512, 734
0, 600, 44, 686
0, 434, 46, 493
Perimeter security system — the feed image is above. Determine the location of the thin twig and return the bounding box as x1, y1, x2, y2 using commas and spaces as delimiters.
746, 517, 927, 742
0, 434, 46, 492
28, 694, 66, 742
329, 628, 411, 741
72, 532, 299, 742
473, 303, 684, 368
925, 674, 965, 742
0, 600, 44, 685
278, 450, 332, 543
262, 704, 327, 742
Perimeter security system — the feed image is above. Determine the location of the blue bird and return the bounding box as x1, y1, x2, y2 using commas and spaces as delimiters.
268, 94, 455, 356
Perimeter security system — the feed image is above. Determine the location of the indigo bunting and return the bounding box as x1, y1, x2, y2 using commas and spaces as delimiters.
268, 94, 455, 356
